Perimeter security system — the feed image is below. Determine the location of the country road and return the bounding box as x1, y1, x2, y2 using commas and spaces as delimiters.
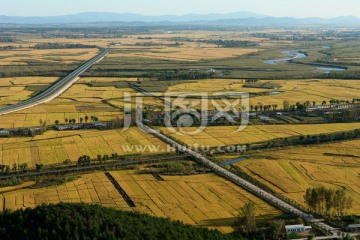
0, 46, 352, 238
129, 82, 346, 238
142, 125, 346, 239
0, 48, 110, 116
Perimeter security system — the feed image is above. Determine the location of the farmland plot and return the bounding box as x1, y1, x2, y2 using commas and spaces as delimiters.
160, 123, 360, 147
0, 170, 280, 233
0, 128, 168, 167
228, 139, 360, 214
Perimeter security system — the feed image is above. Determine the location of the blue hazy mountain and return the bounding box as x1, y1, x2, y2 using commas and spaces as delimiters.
0, 11, 266, 24
0, 12, 359, 25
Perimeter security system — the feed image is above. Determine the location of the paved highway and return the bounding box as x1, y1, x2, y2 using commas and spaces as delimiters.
0, 48, 110, 116
0, 46, 351, 238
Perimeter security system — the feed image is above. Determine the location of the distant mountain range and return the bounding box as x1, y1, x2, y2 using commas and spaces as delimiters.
0, 12, 359, 25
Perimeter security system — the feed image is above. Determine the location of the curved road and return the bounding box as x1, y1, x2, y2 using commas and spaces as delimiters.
0, 47, 349, 238
0, 48, 110, 116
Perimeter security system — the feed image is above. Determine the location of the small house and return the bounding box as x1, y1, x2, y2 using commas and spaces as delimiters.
285, 224, 312, 234
346, 224, 360, 232
0, 130, 10, 137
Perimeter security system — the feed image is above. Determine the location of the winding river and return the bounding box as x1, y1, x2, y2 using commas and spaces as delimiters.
264, 50, 347, 73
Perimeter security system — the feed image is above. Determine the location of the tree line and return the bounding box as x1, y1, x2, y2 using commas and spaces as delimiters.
0, 36, 19, 43
304, 187, 353, 216
249, 99, 357, 113
282, 99, 357, 112
259, 129, 360, 150
324, 71, 360, 80
140, 70, 217, 81
167, 37, 258, 48
197, 39, 258, 48
33, 42, 97, 49
0, 163, 28, 175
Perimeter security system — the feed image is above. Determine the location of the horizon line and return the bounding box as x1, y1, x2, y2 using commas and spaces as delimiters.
0, 11, 358, 19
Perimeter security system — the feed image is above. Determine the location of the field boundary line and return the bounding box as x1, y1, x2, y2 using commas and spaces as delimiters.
143, 125, 343, 238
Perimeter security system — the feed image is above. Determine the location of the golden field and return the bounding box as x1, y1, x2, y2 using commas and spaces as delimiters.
0, 170, 280, 233
110, 43, 259, 61
0, 78, 140, 128
24, 36, 170, 49
0, 48, 99, 65
159, 123, 360, 147
227, 139, 360, 214
21, 31, 264, 50
0, 77, 58, 107
78, 77, 139, 83
167, 79, 264, 93
250, 79, 360, 107
167, 79, 360, 109
0, 128, 167, 167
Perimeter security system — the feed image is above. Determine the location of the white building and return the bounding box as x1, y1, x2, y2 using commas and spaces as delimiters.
306, 103, 358, 112
346, 224, 360, 232
0, 130, 10, 136
285, 224, 312, 234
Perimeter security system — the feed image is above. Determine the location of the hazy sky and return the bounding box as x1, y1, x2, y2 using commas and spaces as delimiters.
1, 0, 360, 18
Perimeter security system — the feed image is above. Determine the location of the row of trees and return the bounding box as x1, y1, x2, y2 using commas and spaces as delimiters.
325, 70, 360, 79
0, 36, 19, 43
78, 153, 124, 167
140, 70, 217, 81
166, 37, 257, 48
33, 42, 97, 49
283, 100, 314, 111
243, 129, 360, 152
1, 152, 129, 176
304, 187, 353, 216
0, 163, 45, 175
197, 39, 258, 48
250, 32, 320, 41
54, 116, 100, 125
250, 103, 278, 111
298, 129, 360, 144
261, 129, 360, 150
0, 163, 28, 174
283, 99, 358, 112
0, 46, 16, 50
249, 98, 355, 113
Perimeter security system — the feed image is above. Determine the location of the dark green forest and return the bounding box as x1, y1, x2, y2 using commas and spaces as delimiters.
0, 203, 238, 240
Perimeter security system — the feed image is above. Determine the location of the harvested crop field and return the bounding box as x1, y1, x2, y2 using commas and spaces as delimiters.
159, 123, 360, 147
0, 48, 99, 65
0, 170, 281, 233
0, 128, 168, 167
110, 44, 259, 61
0, 80, 139, 128
230, 139, 360, 214
0, 77, 58, 107
167, 79, 360, 109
